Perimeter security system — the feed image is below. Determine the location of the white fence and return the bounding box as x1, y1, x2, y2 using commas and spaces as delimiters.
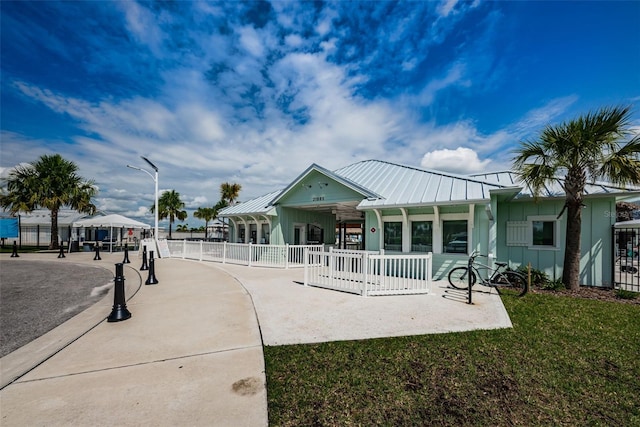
304, 248, 432, 296
166, 240, 323, 268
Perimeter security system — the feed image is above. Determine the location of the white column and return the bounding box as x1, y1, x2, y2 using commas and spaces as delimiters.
401, 208, 410, 253
373, 209, 383, 251
433, 206, 442, 254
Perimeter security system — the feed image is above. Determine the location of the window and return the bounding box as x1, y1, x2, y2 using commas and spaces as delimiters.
532, 221, 554, 246
525, 216, 560, 250
384, 222, 402, 251
411, 221, 432, 252
443, 220, 467, 254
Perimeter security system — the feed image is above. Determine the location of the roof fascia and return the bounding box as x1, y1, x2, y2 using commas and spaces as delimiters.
357, 198, 492, 210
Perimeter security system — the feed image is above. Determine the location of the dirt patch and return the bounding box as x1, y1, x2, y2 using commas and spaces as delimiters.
531, 286, 640, 305
232, 376, 262, 396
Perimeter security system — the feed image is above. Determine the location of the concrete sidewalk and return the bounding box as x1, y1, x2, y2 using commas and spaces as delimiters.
1, 252, 512, 426
1, 253, 267, 426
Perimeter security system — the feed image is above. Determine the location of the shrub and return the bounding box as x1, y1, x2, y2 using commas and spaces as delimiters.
515, 266, 566, 290
615, 289, 639, 300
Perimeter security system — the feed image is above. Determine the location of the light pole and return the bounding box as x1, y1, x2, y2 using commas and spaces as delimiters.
127, 156, 159, 241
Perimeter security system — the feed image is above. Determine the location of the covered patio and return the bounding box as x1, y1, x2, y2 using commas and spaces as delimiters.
72, 214, 151, 252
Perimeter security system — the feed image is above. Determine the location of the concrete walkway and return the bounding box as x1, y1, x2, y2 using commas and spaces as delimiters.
0, 251, 512, 426
1, 252, 267, 426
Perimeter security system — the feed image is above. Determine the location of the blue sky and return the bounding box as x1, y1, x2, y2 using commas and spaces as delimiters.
1, 1, 639, 228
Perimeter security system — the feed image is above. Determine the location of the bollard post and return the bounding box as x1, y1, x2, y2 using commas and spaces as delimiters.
11, 241, 19, 257
58, 242, 66, 258
140, 245, 148, 271
108, 263, 132, 322
123, 243, 131, 264
145, 250, 159, 285
93, 243, 101, 261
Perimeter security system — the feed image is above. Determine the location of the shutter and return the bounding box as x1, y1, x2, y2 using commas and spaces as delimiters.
506, 221, 528, 246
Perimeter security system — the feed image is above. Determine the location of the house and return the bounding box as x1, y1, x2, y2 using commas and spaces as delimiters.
219, 160, 640, 287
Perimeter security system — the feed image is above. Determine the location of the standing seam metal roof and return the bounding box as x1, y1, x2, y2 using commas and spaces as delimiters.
334, 160, 510, 208
220, 160, 639, 217
470, 171, 640, 198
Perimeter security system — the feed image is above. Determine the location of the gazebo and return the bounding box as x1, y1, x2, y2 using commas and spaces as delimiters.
73, 214, 151, 252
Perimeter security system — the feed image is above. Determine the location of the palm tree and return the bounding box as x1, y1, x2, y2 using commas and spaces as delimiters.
150, 189, 187, 239
220, 182, 242, 205
0, 154, 97, 249
513, 106, 640, 290
194, 206, 219, 239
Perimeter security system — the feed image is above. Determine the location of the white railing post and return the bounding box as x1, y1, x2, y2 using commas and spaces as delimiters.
223, 241, 227, 264
303, 247, 309, 287
248, 242, 253, 267
285, 243, 289, 269
362, 252, 369, 297
182, 239, 186, 259
199, 240, 203, 262
427, 252, 433, 293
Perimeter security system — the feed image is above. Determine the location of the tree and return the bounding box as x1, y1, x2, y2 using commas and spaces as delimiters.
194, 206, 218, 239
513, 106, 640, 290
150, 189, 187, 239
0, 154, 97, 249
220, 182, 242, 205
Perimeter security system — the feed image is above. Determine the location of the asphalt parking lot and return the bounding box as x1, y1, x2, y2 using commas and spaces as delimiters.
0, 259, 114, 357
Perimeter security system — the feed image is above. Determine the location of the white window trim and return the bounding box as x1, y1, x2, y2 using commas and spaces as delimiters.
528, 215, 561, 251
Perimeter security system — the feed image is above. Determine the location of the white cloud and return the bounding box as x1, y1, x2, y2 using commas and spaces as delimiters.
238, 25, 264, 57
437, 0, 459, 17
421, 147, 492, 174
416, 62, 468, 106
119, 1, 165, 56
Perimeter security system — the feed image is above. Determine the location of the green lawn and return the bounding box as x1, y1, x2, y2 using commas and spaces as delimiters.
264, 291, 640, 426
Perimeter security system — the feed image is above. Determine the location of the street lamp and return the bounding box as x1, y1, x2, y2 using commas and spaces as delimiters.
127, 156, 159, 241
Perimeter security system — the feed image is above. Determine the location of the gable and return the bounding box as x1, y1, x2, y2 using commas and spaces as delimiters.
276, 169, 368, 207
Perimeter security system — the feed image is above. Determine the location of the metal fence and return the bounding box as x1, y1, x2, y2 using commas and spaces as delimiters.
304, 247, 432, 297
165, 240, 323, 269
613, 227, 639, 292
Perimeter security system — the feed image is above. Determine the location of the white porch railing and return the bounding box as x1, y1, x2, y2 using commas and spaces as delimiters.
304, 248, 432, 297
165, 240, 323, 268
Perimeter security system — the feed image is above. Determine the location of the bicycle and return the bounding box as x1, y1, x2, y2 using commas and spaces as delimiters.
448, 251, 528, 296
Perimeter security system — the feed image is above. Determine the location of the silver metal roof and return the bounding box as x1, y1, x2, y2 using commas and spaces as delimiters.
220, 161, 640, 217
471, 171, 640, 199
218, 190, 281, 216
16, 209, 92, 226
337, 160, 510, 209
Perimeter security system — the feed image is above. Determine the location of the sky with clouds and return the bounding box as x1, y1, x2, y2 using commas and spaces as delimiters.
1, 1, 639, 228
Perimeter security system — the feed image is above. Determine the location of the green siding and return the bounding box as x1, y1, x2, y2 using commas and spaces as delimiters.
276, 206, 336, 244
496, 197, 616, 286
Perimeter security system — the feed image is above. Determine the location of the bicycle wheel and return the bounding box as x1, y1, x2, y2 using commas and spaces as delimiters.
448, 267, 476, 290
496, 271, 527, 296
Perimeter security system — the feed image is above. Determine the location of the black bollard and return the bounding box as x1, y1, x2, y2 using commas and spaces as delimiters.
123, 243, 131, 264
94, 244, 102, 261
11, 241, 19, 257
58, 242, 66, 258
145, 250, 159, 285
140, 245, 148, 271
108, 263, 132, 322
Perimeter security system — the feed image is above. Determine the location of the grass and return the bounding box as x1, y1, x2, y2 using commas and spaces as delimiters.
264, 291, 640, 426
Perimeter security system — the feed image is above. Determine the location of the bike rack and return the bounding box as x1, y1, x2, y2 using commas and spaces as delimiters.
467, 257, 473, 304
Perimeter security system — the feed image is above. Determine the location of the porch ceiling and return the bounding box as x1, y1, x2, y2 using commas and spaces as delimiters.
294, 201, 363, 222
